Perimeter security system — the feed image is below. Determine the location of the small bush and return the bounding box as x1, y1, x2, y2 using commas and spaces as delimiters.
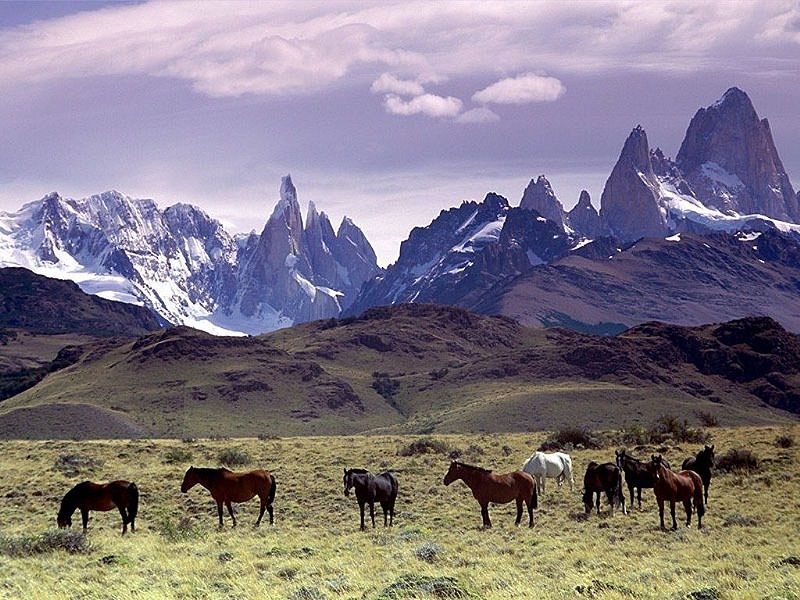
164, 447, 193, 464
377, 575, 468, 599
0, 530, 89, 556
775, 434, 794, 449
218, 448, 251, 467
695, 411, 719, 427
429, 368, 448, 380
685, 588, 720, 600
722, 513, 760, 527
53, 454, 103, 476
539, 427, 603, 451
159, 516, 198, 542
372, 375, 400, 400
717, 448, 760, 473
398, 438, 451, 457
618, 423, 649, 446
648, 415, 709, 444
501, 445, 514, 457
258, 433, 280, 441
289, 587, 327, 600
415, 542, 443, 563
181, 437, 197, 444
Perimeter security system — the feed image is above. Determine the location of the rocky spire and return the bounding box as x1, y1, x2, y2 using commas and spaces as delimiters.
599, 126, 667, 242
676, 87, 798, 222
520, 174, 566, 230
567, 190, 607, 238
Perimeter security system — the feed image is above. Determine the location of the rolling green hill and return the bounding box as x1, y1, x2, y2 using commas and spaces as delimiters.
1, 304, 797, 438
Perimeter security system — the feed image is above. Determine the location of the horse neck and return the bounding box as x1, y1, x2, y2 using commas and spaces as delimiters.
456, 467, 482, 491
193, 468, 218, 490
351, 472, 372, 490
58, 489, 78, 519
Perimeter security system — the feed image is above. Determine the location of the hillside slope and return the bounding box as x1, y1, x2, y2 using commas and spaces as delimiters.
0, 305, 797, 438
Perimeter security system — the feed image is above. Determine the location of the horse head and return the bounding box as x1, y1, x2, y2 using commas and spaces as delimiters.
56, 509, 72, 529
582, 488, 594, 514
343, 468, 352, 496
443, 461, 460, 486
650, 455, 665, 479
615, 449, 626, 468
180, 466, 198, 493
702, 445, 715, 465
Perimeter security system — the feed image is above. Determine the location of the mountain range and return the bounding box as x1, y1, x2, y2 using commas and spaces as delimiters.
1, 87, 799, 335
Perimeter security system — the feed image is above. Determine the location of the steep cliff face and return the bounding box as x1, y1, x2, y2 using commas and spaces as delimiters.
567, 190, 607, 238
599, 125, 668, 242
520, 175, 567, 230
676, 87, 798, 222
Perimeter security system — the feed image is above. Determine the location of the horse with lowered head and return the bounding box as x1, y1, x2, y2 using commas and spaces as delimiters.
521, 451, 575, 495
343, 468, 399, 531
682, 445, 714, 505
649, 455, 704, 530
583, 462, 626, 516
181, 466, 276, 527
57, 480, 138, 535
615, 449, 671, 510
443, 461, 537, 528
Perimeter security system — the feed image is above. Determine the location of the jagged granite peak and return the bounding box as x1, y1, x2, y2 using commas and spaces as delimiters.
676, 87, 798, 221
520, 174, 566, 230
567, 190, 607, 238
599, 125, 668, 242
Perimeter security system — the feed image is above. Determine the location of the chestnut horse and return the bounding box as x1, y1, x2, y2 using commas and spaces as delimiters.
649, 455, 704, 530
443, 461, 537, 528
57, 480, 138, 535
180, 466, 276, 527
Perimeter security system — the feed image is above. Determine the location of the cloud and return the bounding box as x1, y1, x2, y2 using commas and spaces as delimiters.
0, 1, 797, 99
455, 107, 500, 123
473, 74, 565, 104
383, 93, 463, 118
370, 73, 425, 96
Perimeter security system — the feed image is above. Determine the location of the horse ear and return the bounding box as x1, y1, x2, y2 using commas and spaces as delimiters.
343, 468, 347, 475
710, 445, 715, 451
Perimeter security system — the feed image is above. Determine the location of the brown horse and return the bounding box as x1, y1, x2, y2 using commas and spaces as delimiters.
57, 480, 138, 535
443, 461, 537, 528
583, 462, 626, 516
648, 455, 704, 530
180, 466, 276, 527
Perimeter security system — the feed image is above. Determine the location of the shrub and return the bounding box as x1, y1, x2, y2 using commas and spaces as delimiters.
164, 447, 193, 464
53, 454, 103, 476
775, 434, 794, 449
429, 368, 448, 380
648, 415, 709, 444
158, 516, 198, 542
501, 445, 514, 457
415, 542, 443, 563
218, 448, 251, 467
377, 575, 468, 599
258, 433, 280, 441
695, 411, 719, 427
539, 427, 603, 451
0, 530, 89, 556
716, 448, 760, 473
398, 438, 451, 457
618, 423, 649, 446
289, 587, 327, 600
181, 437, 197, 444
372, 375, 400, 400
722, 513, 759, 527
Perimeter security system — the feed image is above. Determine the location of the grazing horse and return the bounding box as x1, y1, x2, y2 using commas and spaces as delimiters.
521, 451, 575, 495
649, 455, 704, 530
180, 466, 276, 527
615, 449, 671, 510
682, 445, 714, 506
582, 462, 626, 516
443, 461, 537, 528
57, 480, 138, 535
343, 468, 399, 531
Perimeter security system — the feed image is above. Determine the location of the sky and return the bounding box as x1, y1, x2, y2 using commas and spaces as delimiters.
0, 1, 798, 266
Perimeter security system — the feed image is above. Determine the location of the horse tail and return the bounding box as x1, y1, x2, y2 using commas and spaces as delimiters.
128, 482, 139, 524
562, 456, 574, 485
268, 474, 277, 506
531, 479, 538, 509
692, 473, 705, 519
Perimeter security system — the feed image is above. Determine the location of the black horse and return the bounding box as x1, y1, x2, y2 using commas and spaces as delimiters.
615, 449, 671, 510
682, 445, 714, 505
343, 468, 399, 531
583, 462, 626, 516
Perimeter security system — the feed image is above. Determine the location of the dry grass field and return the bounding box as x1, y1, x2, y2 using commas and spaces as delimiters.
0, 425, 798, 600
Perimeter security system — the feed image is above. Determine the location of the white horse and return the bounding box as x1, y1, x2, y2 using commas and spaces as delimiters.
521, 451, 575, 495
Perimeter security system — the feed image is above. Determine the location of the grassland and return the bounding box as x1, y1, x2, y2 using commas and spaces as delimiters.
0, 425, 798, 599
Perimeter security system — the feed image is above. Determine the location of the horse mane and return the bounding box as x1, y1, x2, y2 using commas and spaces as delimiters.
454, 462, 492, 473
347, 468, 369, 474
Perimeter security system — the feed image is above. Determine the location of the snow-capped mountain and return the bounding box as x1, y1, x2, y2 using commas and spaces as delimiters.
0, 177, 380, 335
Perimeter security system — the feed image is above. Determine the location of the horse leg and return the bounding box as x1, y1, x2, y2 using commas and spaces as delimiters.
628, 483, 635, 509
526, 496, 534, 528
358, 501, 366, 531
389, 501, 395, 527
683, 500, 692, 528
637, 487, 643, 510
704, 479, 709, 506
225, 501, 237, 527
81, 508, 89, 531
515, 498, 523, 526
369, 502, 375, 528
217, 500, 224, 528
595, 492, 601, 515
669, 501, 677, 531
658, 499, 666, 531
117, 505, 129, 535
256, 496, 266, 527
480, 504, 491, 529
381, 501, 388, 527
539, 475, 545, 496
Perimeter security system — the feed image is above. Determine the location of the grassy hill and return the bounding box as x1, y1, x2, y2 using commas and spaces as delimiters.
1, 304, 798, 439
0, 425, 797, 599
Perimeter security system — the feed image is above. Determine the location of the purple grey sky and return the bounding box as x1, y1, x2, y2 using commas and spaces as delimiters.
1, 1, 798, 265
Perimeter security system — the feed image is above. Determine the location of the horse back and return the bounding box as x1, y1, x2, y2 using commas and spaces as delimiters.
374, 472, 399, 501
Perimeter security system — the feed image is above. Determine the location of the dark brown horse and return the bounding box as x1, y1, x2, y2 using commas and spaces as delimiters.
57, 480, 138, 535
615, 449, 671, 510
443, 461, 537, 528
682, 444, 714, 506
180, 466, 276, 527
649, 455, 704, 530
583, 462, 626, 516
343, 468, 399, 530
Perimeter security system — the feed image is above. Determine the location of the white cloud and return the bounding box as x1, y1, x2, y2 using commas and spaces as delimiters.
0, 1, 797, 99
456, 107, 500, 123
370, 73, 425, 96
473, 74, 566, 105
384, 93, 463, 118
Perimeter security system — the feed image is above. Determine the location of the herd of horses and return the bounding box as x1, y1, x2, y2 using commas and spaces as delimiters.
55, 444, 716, 535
